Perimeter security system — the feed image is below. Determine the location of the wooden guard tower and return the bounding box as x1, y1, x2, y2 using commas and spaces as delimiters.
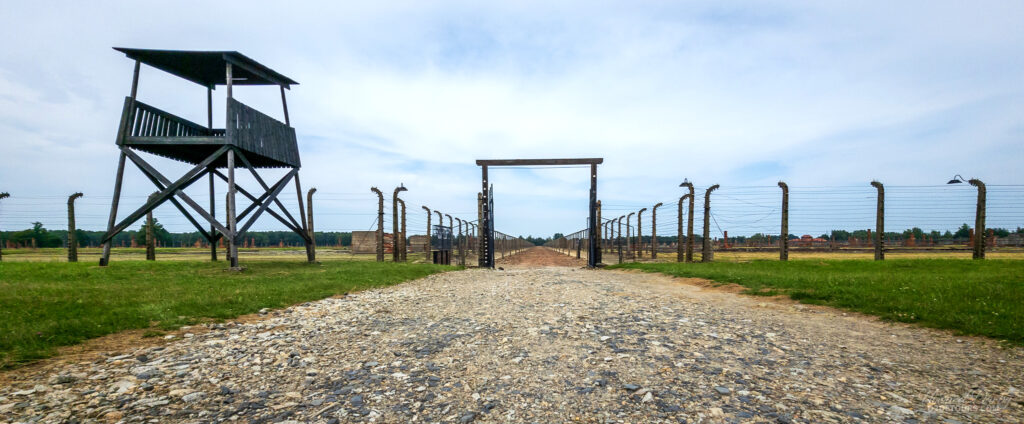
99, 48, 313, 267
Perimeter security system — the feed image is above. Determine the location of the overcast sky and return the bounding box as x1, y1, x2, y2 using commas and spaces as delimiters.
1, 1, 1022, 238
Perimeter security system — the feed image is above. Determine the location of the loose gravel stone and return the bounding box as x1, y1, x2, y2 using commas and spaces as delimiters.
1, 248, 1023, 423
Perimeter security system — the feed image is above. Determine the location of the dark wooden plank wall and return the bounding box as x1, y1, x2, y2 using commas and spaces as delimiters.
116, 97, 299, 168
226, 98, 300, 168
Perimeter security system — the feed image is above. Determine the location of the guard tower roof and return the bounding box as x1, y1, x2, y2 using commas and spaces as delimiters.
113, 47, 299, 88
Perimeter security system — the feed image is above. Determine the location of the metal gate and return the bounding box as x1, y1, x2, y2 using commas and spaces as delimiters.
476, 158, 602, 268
481, 184, 495, 268
432, 224, 453, 265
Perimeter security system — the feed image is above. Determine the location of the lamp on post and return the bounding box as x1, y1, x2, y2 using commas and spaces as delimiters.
946, 174, 967, 185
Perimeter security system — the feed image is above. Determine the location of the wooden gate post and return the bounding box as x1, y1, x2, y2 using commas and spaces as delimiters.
969, 179, 986, 259
595, 200, 602, 264
702, 184, 720, 262
778, 181, 789, 261
478, 193, 484, 261
871, 181, 884, 261
67, 192, 84, 262
370, 187, 384, 262
307, 187, 317, 262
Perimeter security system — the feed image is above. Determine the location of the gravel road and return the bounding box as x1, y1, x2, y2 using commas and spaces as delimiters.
2, 247, 1022, 423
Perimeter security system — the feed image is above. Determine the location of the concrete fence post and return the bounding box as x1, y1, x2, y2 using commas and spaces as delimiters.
435, 210, 444, 261
455, 217, 463, 266
446, 213, 454, 263
392, 185, 407, 262
145, 192, 158, 261
871, 181, 884, 261
604, 220, 609, 256
702, 184, 720, 262
637, 208, 647, 259
778, 181, 789, 261
626, 212, 636, 261
422, 206, 432, 261
370, 187, 384, 262
651, 202, 663, 259
617, 216, 624, 264
969, 179, 986, 260
306, 187, 317, 262
398, 198, 407, 262
0, 192, 7, 262
677, 196, 684, 262
680, 182, 696, 262
577, 230, 582, 259
67, 192, 84, 262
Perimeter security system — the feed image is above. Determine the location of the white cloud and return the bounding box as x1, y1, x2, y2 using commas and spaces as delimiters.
0, 1, 1021, 237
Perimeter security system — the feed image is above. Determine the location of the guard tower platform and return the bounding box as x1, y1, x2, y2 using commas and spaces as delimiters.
99, 48, 313, 267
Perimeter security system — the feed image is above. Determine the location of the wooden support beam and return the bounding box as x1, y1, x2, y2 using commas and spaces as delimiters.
227, 148, 238, 267
209, 171, 217, 261
236, 169, 298, 237
476, 158, 603, 166
280, 86, 291, 126
119, 147, 229, 237
307, 187, 317, 261
210, 169, 304, 235
232, 150, 306, 234
126, 155, 215, 242
100, 152, 127, 266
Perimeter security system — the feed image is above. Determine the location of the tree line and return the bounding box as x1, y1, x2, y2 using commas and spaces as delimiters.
4, 222, 1020, 249
0, 220, 354, 248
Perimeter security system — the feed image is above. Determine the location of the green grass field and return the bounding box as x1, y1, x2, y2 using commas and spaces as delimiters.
0, 260, 451, 369
609, 259, 1024, 344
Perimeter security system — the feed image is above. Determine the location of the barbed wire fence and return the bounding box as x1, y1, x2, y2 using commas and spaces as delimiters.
4, 181, 1022, 264
549, 182, 1024, 264
0, 185, 529, 264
